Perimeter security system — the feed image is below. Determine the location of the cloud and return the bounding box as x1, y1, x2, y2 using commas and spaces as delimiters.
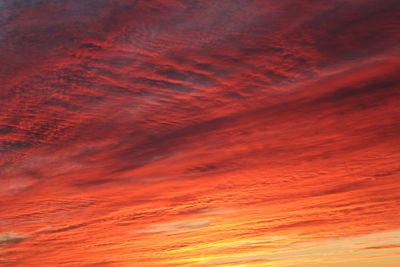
364, 244, 400, 250
141, 219, 211, 234
0, 232, 29, 245
0, 0, 399, 266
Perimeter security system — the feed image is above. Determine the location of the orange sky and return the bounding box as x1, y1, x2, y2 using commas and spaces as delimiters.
0, 1, 399, 266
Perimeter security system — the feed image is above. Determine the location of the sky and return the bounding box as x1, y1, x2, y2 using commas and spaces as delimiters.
0, 0, 399, 266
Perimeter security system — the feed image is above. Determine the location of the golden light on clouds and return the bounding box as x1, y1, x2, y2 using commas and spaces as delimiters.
0, 0, 399, 266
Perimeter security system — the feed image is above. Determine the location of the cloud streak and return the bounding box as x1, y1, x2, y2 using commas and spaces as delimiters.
0, 0, 399, 266
0, 232, 29, 246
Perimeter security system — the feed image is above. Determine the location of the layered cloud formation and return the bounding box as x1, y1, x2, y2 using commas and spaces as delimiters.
0, 0, 399, 266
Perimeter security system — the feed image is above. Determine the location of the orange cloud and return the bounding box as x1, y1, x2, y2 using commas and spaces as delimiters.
0, 0, 399, 266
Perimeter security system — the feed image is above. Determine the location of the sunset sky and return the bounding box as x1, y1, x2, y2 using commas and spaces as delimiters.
0, 0, 400, 266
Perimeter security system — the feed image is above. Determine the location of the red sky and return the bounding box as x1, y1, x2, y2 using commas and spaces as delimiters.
0, 0, 399, 266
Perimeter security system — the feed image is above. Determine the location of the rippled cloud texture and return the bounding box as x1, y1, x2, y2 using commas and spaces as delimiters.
0, 0, 399, 266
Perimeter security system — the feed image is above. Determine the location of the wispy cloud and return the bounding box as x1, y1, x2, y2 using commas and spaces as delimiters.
0, 0, 399, 266
0, 232, 29, 246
